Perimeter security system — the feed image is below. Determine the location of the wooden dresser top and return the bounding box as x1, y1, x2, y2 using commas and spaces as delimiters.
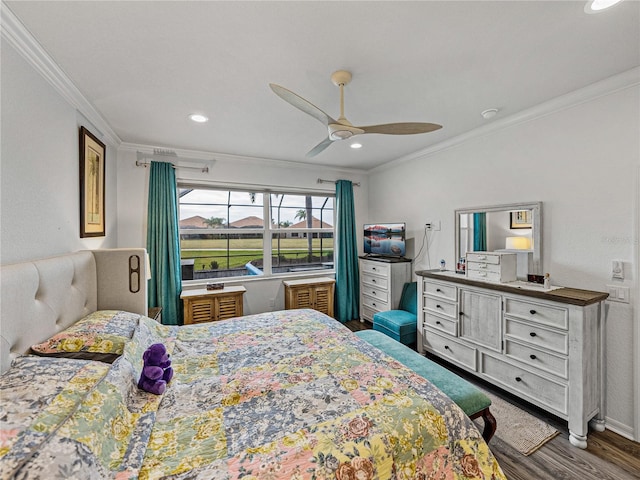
416, 270, 609, 306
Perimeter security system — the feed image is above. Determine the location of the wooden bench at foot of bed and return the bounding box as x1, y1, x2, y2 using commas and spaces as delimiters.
355, 329, 497, 443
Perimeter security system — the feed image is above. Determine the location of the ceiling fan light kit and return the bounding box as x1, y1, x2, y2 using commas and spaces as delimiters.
269, 70, 442, 157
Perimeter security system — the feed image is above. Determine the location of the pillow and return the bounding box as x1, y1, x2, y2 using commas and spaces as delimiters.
30, 310, 143, 363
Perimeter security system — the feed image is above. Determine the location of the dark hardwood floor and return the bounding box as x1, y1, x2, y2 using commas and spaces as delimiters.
344, 319, 640, 480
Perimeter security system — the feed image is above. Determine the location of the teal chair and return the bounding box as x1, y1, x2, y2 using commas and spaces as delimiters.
372, 281, 417, 345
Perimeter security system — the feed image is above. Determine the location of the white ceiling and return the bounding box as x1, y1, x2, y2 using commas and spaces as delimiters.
5, 0, 640, 170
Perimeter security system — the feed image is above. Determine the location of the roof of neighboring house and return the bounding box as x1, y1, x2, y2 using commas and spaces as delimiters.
289, 216, 333, 229
229, 216, 264, 228
179, 215, 209, 228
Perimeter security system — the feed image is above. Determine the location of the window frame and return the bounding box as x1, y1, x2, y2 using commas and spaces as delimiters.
178, 183, 336, 284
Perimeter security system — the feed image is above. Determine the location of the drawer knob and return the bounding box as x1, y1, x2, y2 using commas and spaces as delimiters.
515, 376, 522, 382
444, 345, 450, 350
372, 291, 376, 295
436, 304, 442, 309
530, 309, 537, 315
436, 288, 442, 293
530, 354, 537, 360
459, 311, 464, 316
529, 332, 537, 337
372, 303, 377, 307
372, 279, 376, 283
436, 320, 442, 325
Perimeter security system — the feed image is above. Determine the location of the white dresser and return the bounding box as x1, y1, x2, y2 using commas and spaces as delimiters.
416, 270, 608, 449
359, 257, 411, 323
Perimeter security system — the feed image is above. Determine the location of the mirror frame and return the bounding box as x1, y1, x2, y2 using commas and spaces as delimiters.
454, 201, 542, 274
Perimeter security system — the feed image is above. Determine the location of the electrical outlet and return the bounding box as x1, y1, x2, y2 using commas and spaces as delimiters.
425, 221, 441, 231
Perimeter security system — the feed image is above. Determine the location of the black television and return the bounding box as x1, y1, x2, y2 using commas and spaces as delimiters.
363, 222, 406, 257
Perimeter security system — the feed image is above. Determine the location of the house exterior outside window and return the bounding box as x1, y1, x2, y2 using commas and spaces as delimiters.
178, 187, 334, 281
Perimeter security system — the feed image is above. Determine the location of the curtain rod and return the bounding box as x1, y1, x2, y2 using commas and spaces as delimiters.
135, 159, 209, 173
317, 178, 361, 187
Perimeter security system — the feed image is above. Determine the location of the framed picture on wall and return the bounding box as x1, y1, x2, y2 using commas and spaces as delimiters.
79, 126, 106, 237
510, 210, 532, 229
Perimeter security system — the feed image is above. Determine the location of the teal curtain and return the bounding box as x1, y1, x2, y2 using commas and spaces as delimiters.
147, 161, 182, 325
334, 180, 359, 322
473, 212, 487, 251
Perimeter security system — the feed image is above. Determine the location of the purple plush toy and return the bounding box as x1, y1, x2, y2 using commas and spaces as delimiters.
138, 343, 174, 395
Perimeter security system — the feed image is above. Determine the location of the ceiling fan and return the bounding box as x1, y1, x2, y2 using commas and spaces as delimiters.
269, 70, 442, 157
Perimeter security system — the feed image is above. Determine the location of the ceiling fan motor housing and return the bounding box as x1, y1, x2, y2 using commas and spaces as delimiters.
328, 123, 364, 141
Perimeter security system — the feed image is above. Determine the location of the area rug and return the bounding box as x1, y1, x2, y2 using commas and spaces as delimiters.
475, 389, 560, 455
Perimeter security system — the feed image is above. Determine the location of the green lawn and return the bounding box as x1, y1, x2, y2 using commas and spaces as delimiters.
181, 238, 334, 249
180, 237, 334, 270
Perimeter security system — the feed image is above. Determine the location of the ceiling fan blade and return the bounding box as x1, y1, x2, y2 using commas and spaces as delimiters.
269, 83, 336, 126
306, 137, 334, 157
359, 122, 442, 135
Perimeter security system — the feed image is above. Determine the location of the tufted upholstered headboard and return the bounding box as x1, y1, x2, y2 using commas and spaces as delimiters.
0, 248, 148, 373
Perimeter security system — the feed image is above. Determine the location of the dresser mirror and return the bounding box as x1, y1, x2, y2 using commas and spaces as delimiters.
454, 201, 542, 276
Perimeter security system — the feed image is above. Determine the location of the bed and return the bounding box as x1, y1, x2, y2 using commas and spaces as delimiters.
0, 251, 506, 479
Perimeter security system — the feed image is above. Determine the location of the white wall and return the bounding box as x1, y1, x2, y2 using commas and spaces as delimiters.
116, 145, 368, 316
368, 83, 640, 439
1, 40, 118, 265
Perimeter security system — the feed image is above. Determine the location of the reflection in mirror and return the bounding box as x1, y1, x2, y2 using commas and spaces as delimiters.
455, 202, 542, 278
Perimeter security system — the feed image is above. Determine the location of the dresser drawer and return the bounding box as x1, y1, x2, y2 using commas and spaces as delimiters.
362, 272, 389, 290
423, 280, 457, 302
362, 295, 389, 313
424, 329, 476, 371
361, 305, 377, 322
467, 261, 501, 274
423, 296, 458, 320
505, 318, 568, 355
466, 252, 502, 264
504, 298, 568, 330
505, 339, 568, 379
481, 353, 567, 415
361, 261, 390, 276
423, 313, 457, 336
362, 283, 389, 303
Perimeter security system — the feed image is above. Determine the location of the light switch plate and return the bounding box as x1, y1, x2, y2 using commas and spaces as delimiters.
607, 285, 630, 303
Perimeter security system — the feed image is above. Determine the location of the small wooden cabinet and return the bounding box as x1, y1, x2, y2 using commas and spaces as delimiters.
181, 286, 246, 325
283, 277, 335, 317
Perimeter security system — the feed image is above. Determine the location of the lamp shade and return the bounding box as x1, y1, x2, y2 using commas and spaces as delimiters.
506, 236, 531, 250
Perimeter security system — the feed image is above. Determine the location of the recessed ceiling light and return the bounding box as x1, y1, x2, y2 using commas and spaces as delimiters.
350, 142, 362, 149
481, 108, 499, 119
188, 113, 208, 123
584, 0, 623, 13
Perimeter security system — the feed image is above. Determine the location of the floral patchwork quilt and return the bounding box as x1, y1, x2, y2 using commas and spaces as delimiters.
3, 309, 506, 479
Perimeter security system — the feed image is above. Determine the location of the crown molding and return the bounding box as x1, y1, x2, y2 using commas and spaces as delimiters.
1, 2, 121, 147
373, 66, 640, 174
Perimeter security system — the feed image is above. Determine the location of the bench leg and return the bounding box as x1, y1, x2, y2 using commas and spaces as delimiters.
469, 407, 497, 443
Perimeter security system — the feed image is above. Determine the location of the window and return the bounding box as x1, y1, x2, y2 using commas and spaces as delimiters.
178, 187, 334, 281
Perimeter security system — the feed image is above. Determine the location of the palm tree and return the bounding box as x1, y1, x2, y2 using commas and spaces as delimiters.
295, 197, 314, 261
204, 217, 226, 228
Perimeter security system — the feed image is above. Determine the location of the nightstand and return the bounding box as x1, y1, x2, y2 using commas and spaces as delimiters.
283, 277, 335, 318
181, 286, 246, 325
148, 307, 162, 323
